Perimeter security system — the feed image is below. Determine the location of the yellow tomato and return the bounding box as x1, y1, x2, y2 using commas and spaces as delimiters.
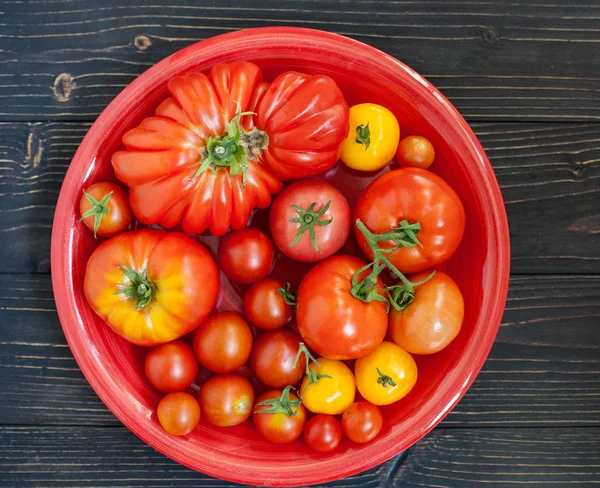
354, 341, 417, 406
301, 358, 356, 415
340, 103, 400, 171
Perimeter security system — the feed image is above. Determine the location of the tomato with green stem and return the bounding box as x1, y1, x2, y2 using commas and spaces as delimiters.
303, 414, 342, 452
198, 373, 254, 427
341, 401, 383, 444
157, 392, 201, 436
300, 357, 355, 415
79, 182, 132, 238
249, 329, 304, 388
269, 180, 351, 262
144, 341, 198, 392
253, 386, 307, 444
243, 279, 295, 330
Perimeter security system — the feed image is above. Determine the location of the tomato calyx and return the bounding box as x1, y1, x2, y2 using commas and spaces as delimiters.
287, 200, 333, 252
351, 219, 435, 310
293, 343, 331, 394
376, 367, 397, 388
277, 282, 297, 310
194, 105, 269, 184
80, 190, 112, 238
254, 385, 302, 417
115, 264, 154, 310
355, 122, 371, 150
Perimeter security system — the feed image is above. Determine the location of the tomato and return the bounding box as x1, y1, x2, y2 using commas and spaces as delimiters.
79, 182, 132, 238
396, 135, 435, 169
269, 180, 351, 262
249, 329, 304, 388
217, 227, 274, 284
296, 255, 388, 360
84, 230, 218, 346
300, 358, 355, 415
198, 373, 254, 427
389, 271, 464, 354
144, 341, 198, 392
341, 401, 383, 444
253, 387, 306, 444
354, 341, 417, 405
157, 392, 201, 436
255, 72, 349, 180
193, 312, 252, 373
340, 104, 400, 172
354, 168, 465, 274
244, 278, 294, 330
303, 414, 342, 452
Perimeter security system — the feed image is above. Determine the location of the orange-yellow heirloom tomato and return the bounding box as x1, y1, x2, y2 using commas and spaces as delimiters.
84, 229, 218, 346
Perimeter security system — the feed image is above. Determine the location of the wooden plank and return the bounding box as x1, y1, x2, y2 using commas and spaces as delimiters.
0, 425, 598, 487
1, 121, 598, 274
0, 274, 597, 427
0, 0, 599, 121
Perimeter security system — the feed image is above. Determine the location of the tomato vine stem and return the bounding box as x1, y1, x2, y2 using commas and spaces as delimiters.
254, 385, 302, 417
277, 282, 297, 310
115, 265, 154, 310
80, 190, 112, 238
287, 200, 333, 252
293, 343, 331, 395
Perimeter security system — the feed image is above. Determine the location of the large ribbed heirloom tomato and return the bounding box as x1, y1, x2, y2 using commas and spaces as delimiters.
112, 62, 348, 235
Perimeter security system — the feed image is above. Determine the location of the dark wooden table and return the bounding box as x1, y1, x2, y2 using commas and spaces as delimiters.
1, 1, 599, 486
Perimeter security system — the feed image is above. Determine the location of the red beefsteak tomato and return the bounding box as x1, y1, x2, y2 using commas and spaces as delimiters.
84, 229, 218, 346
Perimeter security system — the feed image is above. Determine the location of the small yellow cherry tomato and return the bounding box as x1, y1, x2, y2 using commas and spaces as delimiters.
301, 358, 356, 415
354, 341, 417, 406
340, 103, 400, 171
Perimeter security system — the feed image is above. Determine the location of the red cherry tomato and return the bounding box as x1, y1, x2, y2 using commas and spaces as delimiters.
243, 278, 294, 330
303, 414, 342, 452
341, 401, 383, 444
144, 341, 198, 392
157, 392, 201, 436
296, 255, 388, 360
79, 181, 132, 238
253, 388, 306, 444
249, 329, 304, 388
354, 168, 465, 274
193, 312, 253, 373
198, 374, 254, 427
396, 135, 435, 169
269, 179, 351, 262
217, 227, 274, 284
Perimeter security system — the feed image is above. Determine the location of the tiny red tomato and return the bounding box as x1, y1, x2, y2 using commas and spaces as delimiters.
269, 180, 351, 262
244, 278, 294, 330
396, 135, 435, 169
217, 227, 274, 284
249, 329, 304, 388
79, 181, 132, 238
303, 414, 342, 452
193, 312, 253, 373
253, 387, 306, 444
198, 374, 254, 427
144, 341, 198, 392
341, 401, 383, 444
157, 392, 201, 436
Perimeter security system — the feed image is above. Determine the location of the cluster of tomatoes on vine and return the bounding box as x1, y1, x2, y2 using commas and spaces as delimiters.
79, 61, 466, 450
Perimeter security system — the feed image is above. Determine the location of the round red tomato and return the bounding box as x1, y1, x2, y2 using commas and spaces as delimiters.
244, 278, 294, 330
269, 179, 351, 262
198, 374, 254, 427
389, 271, 464, 354
249, 329, 304, 388
303, 414, 342, 452
296, 255, 388, 360
79, 181, 132, 238
354, 168, 465, 274
193, 312, 253, 373
217, 227, 274, 284
144, 341, 198, 392
157, 392, 201, 436
341, 401, 383, 444
253, 388, 306, 444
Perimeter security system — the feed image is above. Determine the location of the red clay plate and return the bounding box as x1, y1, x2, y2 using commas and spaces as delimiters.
51, 27, 510, 486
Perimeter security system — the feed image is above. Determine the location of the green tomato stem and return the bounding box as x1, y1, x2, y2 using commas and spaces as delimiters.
254, 385, 302, 417
287, 200, 333, 252
114, 264, 154, 310
80, 190, 112, 238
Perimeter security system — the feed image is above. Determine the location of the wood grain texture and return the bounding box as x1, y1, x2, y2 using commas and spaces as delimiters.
0, 121, 598, 274
0, 0, 600, 121
0, 274, 597, 427
0, 426, 598, 487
